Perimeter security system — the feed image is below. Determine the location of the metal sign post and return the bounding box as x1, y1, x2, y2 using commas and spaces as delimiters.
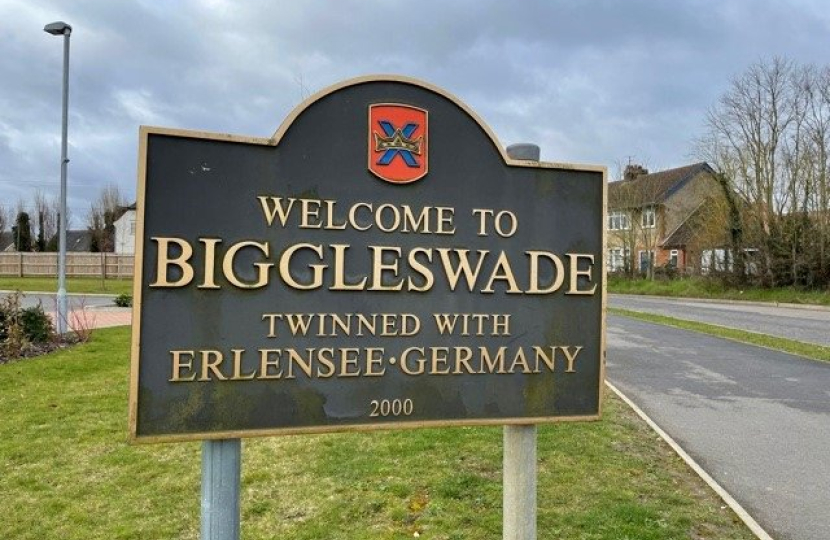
201, 439, 241, 540
503, 143, 541, 540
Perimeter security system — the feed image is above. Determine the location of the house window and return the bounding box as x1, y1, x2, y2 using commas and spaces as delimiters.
607, 248, 630, 272
638, 250, 655, 273
130, 221, 136, 235
669, 250, 679, 268
608, 210, 630, 231
641, 206, 656, 229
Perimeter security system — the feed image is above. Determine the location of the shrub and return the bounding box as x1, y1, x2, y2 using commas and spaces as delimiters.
21, 305, 54, 343
114, 293, 133, 308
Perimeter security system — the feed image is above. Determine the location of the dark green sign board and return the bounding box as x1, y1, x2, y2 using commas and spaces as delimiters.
129, 76, 606, 443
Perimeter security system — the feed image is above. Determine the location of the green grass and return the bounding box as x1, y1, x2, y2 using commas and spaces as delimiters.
608, 275, 830, 306
0, 276, 132, 295
610, 307, 830, 364
0, 328, 756, 539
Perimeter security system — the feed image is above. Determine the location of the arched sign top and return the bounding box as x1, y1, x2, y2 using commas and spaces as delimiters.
271, 75, 509, 167
140, 75, 602, 174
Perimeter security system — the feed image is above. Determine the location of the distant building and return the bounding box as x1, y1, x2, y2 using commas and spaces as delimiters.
113, 203, 137, 254
607, 162, 727, 275
65, 230, 94, 252
0, 232, 14, 252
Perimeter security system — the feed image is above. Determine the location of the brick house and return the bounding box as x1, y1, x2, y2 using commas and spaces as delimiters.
607, 162, 726, 276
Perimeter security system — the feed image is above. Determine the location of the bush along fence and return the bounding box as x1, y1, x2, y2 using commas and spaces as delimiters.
0, 252, 134, 279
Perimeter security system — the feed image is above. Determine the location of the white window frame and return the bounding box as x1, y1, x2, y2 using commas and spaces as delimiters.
608, 210, 630, 231
669, 249, 679, 267
641, 206, 656, 229
607, 247, 630, 272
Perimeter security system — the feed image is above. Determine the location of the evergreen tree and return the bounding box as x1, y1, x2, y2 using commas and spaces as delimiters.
12, 212, 33, 252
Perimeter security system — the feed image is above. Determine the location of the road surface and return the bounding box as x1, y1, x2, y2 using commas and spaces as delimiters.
0, 291, 116, 311
610, 294, 830, 347
607, 313, 830, 540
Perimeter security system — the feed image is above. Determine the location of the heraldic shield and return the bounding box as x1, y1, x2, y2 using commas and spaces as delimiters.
368, 103, 428, 183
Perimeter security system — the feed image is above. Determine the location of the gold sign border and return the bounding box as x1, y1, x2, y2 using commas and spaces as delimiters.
129, 74, 608, 443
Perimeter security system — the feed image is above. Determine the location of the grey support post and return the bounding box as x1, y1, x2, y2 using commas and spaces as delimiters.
201, 439, 242, 540
503, 143, 541, 540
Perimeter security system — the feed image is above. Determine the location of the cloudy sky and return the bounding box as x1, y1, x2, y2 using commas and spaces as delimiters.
2, 0, 829, 227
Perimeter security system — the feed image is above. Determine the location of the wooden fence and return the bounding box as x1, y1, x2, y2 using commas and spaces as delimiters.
0, 252, 134, 279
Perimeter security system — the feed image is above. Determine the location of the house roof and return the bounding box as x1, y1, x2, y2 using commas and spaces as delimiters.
609, 162, 715, 209
65, 230, 93, 252
114, 202, 137, 223
661, 203, 704, 248
0, 231, 14, 251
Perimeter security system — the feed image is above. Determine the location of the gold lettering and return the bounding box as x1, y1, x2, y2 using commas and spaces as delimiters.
566, 254, 597, 295
230, 348, 256, 380
481, 251, 522, 294
339, 348, 361, 377
285, 349, 313, 379
299, 199, 322, 229
430, 347, 451, 375
400, 347, 426, 375
198, 238, 222, 289
492, 314, 511, 336
258, 349, 282, 379
222, 240, 273, 289
435, 207, 456, 234
437, 248, 488, 292
560, 345, 583, 372
169, 350, 197, 382
151, 237, 195, 288
452, 347, 475, 374
257, 196, 294, 227
526, 251, 565, 294
533, 346, 556, 372
262, 313, 282, 337
323, 199, 348, 230
348, 202, 373, 231
375, 203, 401, 232
330, 244, 368, 291
406, 247, 434, 292
479, 346, 507, 374
316, 348, 336, 378
369, 246, 404, 291
279, 243, 325, 290
365, 348, 386, 376
199, 350, 227, 381
401, 205, 432, 233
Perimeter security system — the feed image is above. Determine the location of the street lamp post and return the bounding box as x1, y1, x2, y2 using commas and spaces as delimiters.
44, 21, 72, 334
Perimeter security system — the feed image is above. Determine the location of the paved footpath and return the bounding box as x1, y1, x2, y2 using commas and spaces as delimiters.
50, 307, 132, 329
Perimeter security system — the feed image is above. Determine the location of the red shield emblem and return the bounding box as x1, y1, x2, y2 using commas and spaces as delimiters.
368, 104, 428, 183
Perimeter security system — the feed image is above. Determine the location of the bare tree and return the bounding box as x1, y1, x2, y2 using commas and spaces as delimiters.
33, 190, 59, 251
698, 58, 830, 287
87, 184, 126, 252
0, 205, 7, 237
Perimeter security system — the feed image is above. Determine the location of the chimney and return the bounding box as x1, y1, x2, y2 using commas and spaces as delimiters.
623, 164, 649, 181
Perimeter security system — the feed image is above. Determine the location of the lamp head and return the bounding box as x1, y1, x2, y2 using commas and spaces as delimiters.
44, 21, 72, 35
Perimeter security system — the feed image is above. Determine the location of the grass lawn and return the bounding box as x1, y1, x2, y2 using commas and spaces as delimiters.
609, 275, 830, 306
0, 276, 133, 296
0, 327, 755, 539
